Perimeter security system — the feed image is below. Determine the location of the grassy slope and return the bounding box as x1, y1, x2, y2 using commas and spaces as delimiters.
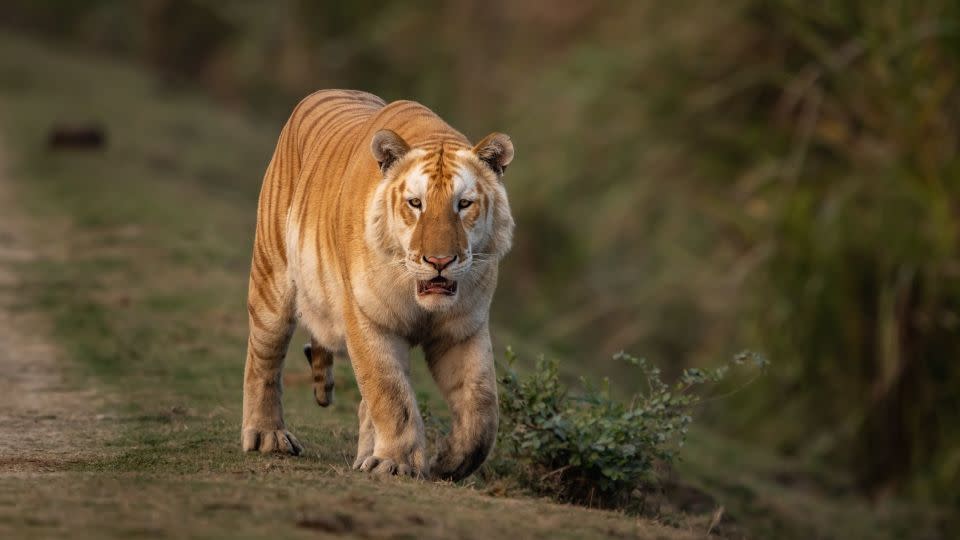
0, 34, 699, 540
0, 33, 948, 540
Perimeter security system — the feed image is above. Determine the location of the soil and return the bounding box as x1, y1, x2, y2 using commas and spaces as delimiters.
0, 142, 107, 474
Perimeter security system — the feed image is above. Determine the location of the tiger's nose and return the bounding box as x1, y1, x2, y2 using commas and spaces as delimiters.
424, 255, 456, 272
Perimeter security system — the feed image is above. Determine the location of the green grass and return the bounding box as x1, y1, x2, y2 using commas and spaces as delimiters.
0, 33, 701, 540
0, 32, 951, 540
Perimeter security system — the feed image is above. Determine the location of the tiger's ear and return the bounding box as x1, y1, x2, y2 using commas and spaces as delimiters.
473, 132, 514, 177
371, 129, 410, 173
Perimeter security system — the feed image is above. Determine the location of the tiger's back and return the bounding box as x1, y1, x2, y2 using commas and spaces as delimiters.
248, 89, 386, 319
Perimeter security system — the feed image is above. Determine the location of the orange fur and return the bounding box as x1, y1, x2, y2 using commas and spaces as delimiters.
241, 90, 514, 480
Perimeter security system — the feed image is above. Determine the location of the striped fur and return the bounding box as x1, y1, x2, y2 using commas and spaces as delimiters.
241, 90, 515, 480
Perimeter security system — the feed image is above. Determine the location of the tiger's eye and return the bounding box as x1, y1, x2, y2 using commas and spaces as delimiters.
408, 198, 422, 209
458, 199, 473, 209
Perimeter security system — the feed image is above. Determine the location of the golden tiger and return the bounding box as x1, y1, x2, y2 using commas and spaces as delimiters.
241, 89, 515, 480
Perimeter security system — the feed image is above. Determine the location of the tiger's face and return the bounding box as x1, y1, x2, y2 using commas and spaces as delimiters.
366, 130, 515, 311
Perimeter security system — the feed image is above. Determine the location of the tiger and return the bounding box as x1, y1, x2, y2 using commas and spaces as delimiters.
240, 89, 515, 481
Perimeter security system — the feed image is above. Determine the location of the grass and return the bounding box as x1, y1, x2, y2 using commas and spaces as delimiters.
0, 32, 951, 540
0, 33, 699, 540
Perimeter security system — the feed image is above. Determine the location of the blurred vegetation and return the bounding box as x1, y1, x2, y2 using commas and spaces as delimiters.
661, 0, 960, 502
3, 0, 958, 506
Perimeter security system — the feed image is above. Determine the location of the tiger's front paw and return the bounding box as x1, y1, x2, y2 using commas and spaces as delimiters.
357, 456, 415, 476
431, 431, 496, 481
241, 426, 303, 455
353, 444, 427, 478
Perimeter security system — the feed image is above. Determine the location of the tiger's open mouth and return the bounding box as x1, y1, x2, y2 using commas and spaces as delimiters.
417, 276, 458, 296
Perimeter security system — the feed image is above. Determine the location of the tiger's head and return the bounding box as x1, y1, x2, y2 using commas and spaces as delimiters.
365, 129, 515, 311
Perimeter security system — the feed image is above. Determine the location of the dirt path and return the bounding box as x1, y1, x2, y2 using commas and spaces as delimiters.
0, 142, 105, 473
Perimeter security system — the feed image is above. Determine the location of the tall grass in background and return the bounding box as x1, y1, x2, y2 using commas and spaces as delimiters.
2, 0, 958, 502
650, 0, 960, 499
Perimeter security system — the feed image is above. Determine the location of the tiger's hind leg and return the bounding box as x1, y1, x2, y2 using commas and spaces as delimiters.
303, 338, 335, 407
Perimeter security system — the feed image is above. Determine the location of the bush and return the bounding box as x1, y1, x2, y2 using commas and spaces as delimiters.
492, 348, 769, 510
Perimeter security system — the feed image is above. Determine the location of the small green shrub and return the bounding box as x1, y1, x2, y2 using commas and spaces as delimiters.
492, 348, 769, 510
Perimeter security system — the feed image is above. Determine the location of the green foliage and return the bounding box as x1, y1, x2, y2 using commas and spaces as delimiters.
494, 348, 769, 510
4, 0, 959, 502
647, 0, 960, 499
